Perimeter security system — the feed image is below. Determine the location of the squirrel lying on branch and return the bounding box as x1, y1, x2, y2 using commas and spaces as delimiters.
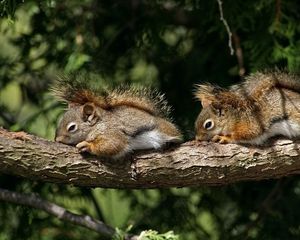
52, 70, 300, 158
52, 76, 182, 158
194, 71, 300, 145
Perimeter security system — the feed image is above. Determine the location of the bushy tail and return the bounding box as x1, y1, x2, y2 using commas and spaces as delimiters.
51, 74, 172, 118
271, 70, 300, 92
240, 70, 300, 99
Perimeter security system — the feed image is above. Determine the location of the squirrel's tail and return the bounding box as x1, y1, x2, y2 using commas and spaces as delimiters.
108, 86, 172, 118
52, 74, 171, 118
270, 71, 300, 92
240, 70, 300, 99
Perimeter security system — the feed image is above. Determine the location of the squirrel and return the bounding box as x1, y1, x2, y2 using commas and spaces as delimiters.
52, 75, 182, 158
194, 70, 300, 145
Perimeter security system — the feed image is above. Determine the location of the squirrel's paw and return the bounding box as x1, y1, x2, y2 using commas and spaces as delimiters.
211, 135, 233, 144
76, 141, 92, 153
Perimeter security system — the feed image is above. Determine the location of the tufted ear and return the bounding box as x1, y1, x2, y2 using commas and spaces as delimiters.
81, 103, 99, 125
200, 96, 213, 108
195, 83, 246, 111
194, 84, 218, 108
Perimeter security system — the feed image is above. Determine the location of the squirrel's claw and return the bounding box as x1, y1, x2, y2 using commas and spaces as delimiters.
76, 141, 91, 153
212, 135, 232, 144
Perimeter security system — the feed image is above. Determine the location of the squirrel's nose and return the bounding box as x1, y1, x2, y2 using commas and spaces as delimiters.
55, 136, 64, 143
195, 134, 206, 141
195, 135, 201, 141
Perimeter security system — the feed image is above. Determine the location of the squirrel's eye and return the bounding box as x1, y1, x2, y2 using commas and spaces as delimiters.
203, 119, 214, 130
67, 122, 78, 133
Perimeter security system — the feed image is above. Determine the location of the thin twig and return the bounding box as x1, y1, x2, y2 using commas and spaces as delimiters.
232, 32, 245, 77
216, 0, 234, 55
0, 187, 115, 237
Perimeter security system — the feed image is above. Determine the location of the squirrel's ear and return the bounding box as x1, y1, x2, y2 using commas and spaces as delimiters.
81, 103, 99, 125
200, 97, 214, 108
194, 84, 217, 108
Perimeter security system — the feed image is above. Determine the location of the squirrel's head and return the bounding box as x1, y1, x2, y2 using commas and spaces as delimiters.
194, 84, 237, 141
194, 102, 227, 141
55, 103, 102, 145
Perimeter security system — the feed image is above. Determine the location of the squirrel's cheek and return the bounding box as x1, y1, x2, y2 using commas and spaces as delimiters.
213, 126, 224, 136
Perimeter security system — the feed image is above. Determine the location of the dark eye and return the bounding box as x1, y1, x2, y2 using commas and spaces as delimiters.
67, 122, 78, 133
203, 119, 214, 130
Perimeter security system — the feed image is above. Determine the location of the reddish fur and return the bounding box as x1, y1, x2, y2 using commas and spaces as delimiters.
87, 134, 128, 156
71, 90, 157, 115
195, 85, 251, 110
231, 122, 260, 141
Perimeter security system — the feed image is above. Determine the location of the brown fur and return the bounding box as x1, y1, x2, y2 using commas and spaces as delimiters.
53, 77, 182, 158
194, 71, 300, 145
52, 76, 171, 118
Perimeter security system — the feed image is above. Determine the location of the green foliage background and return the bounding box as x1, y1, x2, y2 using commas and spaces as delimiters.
0, 0, 300, 239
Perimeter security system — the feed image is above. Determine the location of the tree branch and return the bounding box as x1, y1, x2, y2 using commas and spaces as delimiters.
0, 187, 115, 237
216, 0, 234, 55
0, 128, 300, 188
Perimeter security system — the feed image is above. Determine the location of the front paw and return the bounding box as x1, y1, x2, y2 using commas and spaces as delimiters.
76, 141, 91, 153
211, 135, 232, 144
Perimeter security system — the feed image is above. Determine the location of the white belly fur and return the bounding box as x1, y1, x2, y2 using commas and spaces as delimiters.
129, 129, 177, 150
242, 120, 300, 145
113, 129, 179, 159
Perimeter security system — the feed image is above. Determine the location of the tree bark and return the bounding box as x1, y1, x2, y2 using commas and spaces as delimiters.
0, 128, 300, 188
